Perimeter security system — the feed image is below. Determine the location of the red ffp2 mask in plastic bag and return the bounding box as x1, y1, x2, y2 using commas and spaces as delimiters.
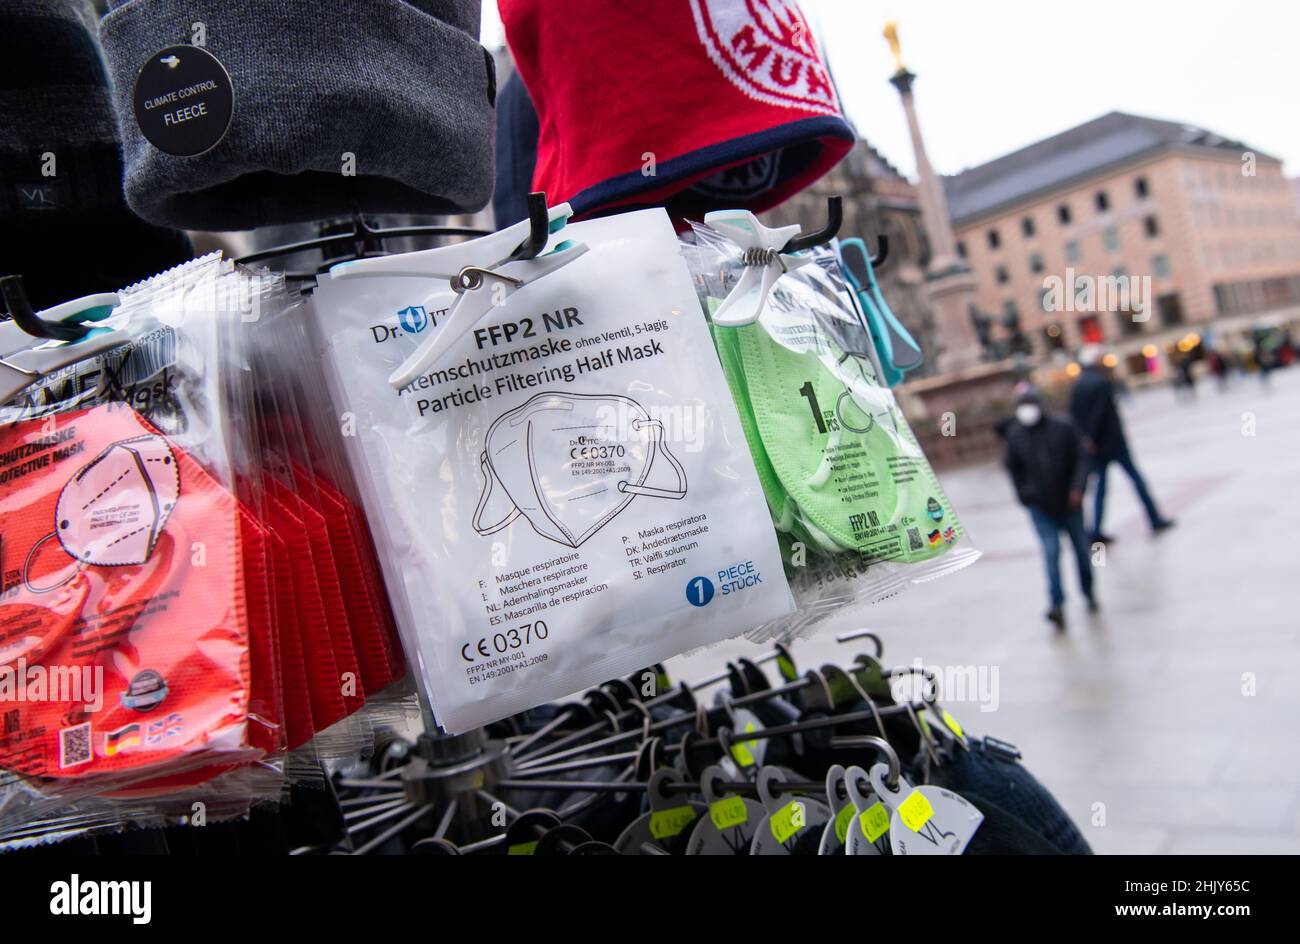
0, 404, 252, 782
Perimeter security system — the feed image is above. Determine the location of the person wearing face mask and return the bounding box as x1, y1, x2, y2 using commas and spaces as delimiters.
1003, 385, 1095, 629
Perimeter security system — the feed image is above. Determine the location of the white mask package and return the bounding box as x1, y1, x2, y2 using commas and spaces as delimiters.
310, 209, 794, 732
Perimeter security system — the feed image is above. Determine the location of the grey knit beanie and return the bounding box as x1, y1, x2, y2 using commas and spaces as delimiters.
98, 0, 495, 230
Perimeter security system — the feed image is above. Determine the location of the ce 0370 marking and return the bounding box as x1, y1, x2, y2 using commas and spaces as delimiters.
461, 620, 550, 662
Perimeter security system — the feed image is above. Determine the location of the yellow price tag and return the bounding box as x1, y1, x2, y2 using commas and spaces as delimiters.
507, 841, 538, 855
730, 722, 758, 767
650, 805, 697, 839
710, 796, 749, 831
898, 791, 935, 832
834, 804, 855, 844
769, 800, 806, 843
941, 709, 965, 739
859, 802, 890, 842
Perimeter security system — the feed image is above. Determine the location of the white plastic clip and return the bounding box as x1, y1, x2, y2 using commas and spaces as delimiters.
703, 210, 811, 327
0, 293, 125, 404
329, 202, 588, 389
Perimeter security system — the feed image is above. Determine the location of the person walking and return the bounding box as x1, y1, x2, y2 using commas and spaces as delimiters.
1253, 328, 1278, 387
1004, 386, 1096, 629
1175, 352, 1197, 401
1206, 347, 1229, 392
1069, 345, 1174, 544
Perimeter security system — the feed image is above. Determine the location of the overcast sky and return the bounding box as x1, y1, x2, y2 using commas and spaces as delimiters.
482, 0, 1299, 181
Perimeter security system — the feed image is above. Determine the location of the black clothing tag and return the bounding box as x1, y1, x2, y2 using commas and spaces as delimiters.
132, 45, 233, 157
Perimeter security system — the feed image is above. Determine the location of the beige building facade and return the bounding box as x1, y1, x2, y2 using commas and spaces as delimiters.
947, 113, 1300, 376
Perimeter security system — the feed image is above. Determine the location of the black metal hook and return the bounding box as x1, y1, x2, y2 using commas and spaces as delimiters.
506, 192, 551, 262
869, 233, 889, 268
836, 629, 885, 660
234, 216, 493, 276
0, 275, 92, 342
782, 196, 843, 253
838, 235, 891, 286
234, 193, 552, 280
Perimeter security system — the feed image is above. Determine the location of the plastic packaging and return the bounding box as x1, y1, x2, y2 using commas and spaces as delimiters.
250, 290, 412, 741
683, 219, 980, 640
0, 256, 283, 835
310, 206, 795, 732
228, 281, 407, 760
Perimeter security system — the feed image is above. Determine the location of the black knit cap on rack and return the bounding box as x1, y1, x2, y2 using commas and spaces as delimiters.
0, 0, 192, 311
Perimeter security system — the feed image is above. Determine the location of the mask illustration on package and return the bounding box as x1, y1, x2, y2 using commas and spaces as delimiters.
21, 434, 180, 592
474, 392, 687, 548
737, 321, 901, 553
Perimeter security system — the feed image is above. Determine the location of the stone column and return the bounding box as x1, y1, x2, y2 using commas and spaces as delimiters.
890, 69, 983, 373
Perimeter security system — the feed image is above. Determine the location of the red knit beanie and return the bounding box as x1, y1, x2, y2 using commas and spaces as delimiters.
499, 0, 855, 220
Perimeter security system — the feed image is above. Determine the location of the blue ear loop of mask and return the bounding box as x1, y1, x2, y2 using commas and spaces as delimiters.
0, 293, 129, 404
837, 237, 923, 388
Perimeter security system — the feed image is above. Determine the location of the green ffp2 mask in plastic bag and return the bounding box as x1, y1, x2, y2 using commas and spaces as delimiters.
692, 230, 975, 596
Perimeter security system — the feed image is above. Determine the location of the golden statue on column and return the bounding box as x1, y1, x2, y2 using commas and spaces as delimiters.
883, 20, 907, 75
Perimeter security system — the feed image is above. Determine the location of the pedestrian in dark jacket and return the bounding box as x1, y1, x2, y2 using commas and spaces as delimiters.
1068, 346, 1173, 543
1004, 386, 1095, 629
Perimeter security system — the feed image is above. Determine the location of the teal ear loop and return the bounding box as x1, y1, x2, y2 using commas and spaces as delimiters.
837, 237, 922, 388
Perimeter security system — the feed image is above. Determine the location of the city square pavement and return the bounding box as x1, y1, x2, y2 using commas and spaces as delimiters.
671, 365, 1300, 854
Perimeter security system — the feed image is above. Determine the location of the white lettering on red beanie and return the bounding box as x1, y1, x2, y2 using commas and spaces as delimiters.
499, 0, 855, 220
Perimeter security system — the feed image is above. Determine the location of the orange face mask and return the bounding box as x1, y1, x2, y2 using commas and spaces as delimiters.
0, 404, 252, 782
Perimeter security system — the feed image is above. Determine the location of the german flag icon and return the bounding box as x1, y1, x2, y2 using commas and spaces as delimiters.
104, 723, 142, 756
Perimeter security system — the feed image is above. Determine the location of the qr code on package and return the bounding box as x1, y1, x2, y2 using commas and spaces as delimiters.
59, 723, 92, 769
907, 527, 923, 551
